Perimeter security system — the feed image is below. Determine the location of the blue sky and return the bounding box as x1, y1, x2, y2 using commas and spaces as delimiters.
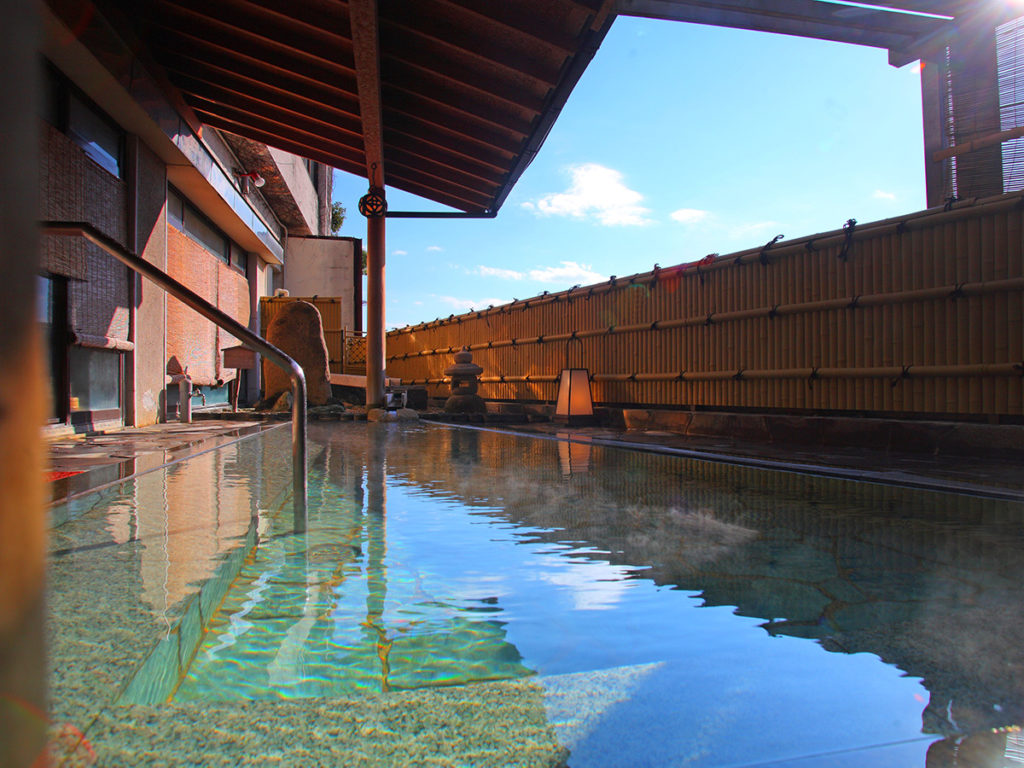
332, 15, 926, 330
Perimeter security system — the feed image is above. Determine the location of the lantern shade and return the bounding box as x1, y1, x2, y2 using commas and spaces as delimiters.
554, 368, 594, 425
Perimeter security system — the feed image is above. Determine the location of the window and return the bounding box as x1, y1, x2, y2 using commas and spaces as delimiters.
303, 157, 320, 188
68, 346, 122, 417
230, 243, 248, 274
42, 62, 124, 178
169, 187, 248, 269
182, 205, 228, 260
38, 275, 69, 423
167, 188, 185, 230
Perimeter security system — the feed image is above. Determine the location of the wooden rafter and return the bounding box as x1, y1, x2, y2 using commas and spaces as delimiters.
76, 0, 981, 215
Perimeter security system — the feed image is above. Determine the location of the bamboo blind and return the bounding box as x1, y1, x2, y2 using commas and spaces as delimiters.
386, 193, 1024, 417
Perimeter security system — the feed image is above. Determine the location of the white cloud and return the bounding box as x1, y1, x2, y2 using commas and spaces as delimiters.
393, 249, 408, 256
475, 261, 605, 285
528, 261, 606, 284
538, 560, 632, 611
478, 265, 525, 280
427, 245, 443, 252
522, 163, 653, 226
670, 208, 710, 225
434, 295, 510, 312
730, 221, 781, 240
873, 189, 897, 201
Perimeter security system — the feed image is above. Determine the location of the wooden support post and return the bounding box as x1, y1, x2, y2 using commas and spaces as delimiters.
350, 0, 387, 407
366, 213, 386, 407
921, 55, 951, 209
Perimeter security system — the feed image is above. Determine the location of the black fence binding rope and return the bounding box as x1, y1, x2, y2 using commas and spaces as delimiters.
760, 234, 784, 266
839, 219, 857, 261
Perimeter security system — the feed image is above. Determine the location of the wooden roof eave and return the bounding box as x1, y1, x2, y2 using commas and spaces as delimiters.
616, 0, 953, 53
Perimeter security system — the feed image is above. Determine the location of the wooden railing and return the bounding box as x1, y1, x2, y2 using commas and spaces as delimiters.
386, 192, 1024, 418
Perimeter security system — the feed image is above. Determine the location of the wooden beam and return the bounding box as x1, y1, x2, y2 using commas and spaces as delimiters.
385, 145, 504, 189
194, 110, 367, 177
385, 166, 496, 208
170, 71, 364, 142
349, 0, 386, 185
932, 125, 1024, 163
438, 0, 583, 53
189, 96, 365, 162
152, 35, 361, 114
382, 83, 533, 141
385, 121, 514, 172
382, 54, 545, 114
384, 130, 510, 178
385, 174, 487, 213
616, 0, 949, 51
379, 0, 564, 88
383, 97, 525, 154
152, 0, 357, 70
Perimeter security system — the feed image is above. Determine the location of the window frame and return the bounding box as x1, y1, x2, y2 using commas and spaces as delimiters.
168, 186, 249, 273
42, 60, 125, 179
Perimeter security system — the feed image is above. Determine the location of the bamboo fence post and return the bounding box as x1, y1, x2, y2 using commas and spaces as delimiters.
1009, 208, 1023, 415
957, 216, 971, 413
967, 215, 983, 413
993, 210, 1009, 415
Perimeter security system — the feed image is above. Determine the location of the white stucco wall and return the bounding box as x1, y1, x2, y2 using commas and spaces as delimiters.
283, 236, 360, 331
268, 147, 319, 235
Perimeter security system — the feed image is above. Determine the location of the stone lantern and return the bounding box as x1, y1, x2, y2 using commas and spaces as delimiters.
444, 346, 486, 413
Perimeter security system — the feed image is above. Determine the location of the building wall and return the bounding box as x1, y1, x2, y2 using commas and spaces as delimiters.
283, 236, 361, 331
268, 147, 320, 235
39, 1, 332, 424
40, 123, 130, 343
166, 226, 250, 386
128, 137, 168, 426
39, 121, 130, 430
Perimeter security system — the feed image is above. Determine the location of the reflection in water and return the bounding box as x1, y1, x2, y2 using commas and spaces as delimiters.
46, 429, 295, 733
926, 728, 1024, 767
176, 424, 531, 699
556, 432, 592, 477
79, 421, 1024, 766
302, 424, 1024, 743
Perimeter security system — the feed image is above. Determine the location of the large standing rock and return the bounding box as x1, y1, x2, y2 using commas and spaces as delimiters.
262, 300, 332, 406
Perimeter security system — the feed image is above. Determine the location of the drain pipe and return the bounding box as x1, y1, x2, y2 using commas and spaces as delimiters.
41, 221, 308, 532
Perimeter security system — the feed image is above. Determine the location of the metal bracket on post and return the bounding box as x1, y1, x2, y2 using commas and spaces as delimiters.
41, 221, 308, 532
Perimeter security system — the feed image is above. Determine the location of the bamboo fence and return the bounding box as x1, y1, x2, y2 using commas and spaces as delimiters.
386, 192, 1024, 417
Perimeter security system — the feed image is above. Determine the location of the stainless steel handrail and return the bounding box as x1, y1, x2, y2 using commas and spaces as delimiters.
41, 221, 308, 532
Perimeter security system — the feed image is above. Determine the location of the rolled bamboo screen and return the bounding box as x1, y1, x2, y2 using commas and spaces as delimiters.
386, 193, 1024, 417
